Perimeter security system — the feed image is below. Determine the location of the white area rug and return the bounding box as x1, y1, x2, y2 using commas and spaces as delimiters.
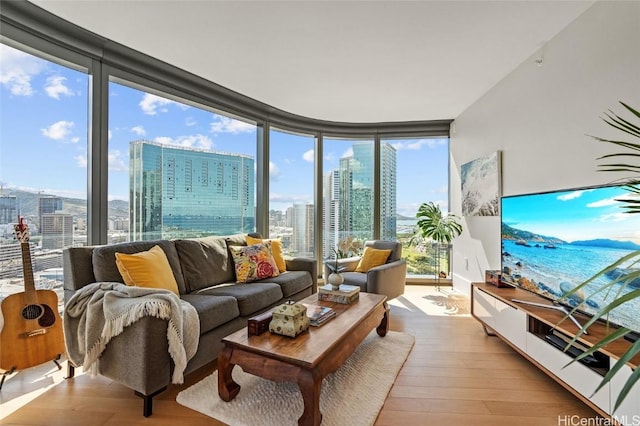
176, 331, 414, 426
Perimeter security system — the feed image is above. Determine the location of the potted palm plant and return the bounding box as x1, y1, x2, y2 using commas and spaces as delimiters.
563, 102, 640, 412
412, 202, 463, 285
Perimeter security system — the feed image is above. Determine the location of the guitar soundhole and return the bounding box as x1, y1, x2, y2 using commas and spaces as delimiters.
22, 304, 43, 320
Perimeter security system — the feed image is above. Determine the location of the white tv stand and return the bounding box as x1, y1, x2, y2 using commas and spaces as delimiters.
471, 282, 639, 424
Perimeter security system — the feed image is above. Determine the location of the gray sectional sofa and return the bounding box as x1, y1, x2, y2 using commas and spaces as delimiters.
62, 233, 317, 416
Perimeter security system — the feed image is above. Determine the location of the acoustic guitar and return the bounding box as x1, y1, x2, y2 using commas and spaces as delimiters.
0, 217, 65, 372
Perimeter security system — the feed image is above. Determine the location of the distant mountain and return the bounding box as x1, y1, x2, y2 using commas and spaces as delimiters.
1, 188, 128, 219
501, 222, 566, 244
570, 239, 640, 251
396, 213, 415, 220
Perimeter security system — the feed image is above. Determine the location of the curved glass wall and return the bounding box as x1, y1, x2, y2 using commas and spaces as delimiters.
0, 2, 451, 279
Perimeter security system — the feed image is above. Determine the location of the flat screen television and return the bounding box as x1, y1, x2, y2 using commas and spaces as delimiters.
501, 184, 640, 334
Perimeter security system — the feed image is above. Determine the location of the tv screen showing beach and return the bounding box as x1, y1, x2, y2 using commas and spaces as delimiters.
501, 185, 640, 333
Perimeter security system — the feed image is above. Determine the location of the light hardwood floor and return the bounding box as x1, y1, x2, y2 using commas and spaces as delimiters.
1, 286, 598, 425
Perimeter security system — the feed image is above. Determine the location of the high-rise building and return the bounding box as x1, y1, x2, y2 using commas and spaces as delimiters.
0, 195, 18, 226
129, 140, 255, 240
291, 203, 314, 257
323, 170, 340, 258
380, 142, 397, 241
41, 213, 73, 250
326, 141, 397, 255
340, 142, 397, 239
39, 196, 62, 218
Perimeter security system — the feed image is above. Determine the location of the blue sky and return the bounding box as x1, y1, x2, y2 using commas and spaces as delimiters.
502, 186, 640, 243
1, 44, 449, 217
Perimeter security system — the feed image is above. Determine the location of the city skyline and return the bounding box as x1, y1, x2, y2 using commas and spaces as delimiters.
1, 44, 450, 220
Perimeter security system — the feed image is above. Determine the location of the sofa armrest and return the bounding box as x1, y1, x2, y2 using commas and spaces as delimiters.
365, 259, 407, 300
63, 246, 97, 303
285, 257, 318, 293
95, 316, 172, 396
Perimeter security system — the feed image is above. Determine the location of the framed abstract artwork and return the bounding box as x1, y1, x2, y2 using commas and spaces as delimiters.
461, 151, 501, 216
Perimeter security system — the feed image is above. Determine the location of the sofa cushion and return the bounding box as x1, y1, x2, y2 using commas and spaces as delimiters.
256, 271, 312, 298
246, 236, 287, 272
115, 245, 180, 295
180, 294, 240, 334
174, 236, 236, 293
229, 242, 280, 283
195, 283, 283, 316
92, 240, 187, 294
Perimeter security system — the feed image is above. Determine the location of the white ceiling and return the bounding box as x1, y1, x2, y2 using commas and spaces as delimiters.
31, 0, 594, 123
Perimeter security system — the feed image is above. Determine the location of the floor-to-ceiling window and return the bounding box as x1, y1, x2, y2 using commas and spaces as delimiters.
383, 137, 450, 277
0, 42, 89, 311
108, 81, 257, 242
268, 128, 315, 257
1, 3, 451, 284
322, 138, 375, 260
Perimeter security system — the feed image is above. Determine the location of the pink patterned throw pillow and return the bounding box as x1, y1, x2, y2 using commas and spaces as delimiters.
230, 242, 280, 283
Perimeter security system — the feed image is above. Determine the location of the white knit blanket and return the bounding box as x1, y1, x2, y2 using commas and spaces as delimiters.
64, 282, 199, 384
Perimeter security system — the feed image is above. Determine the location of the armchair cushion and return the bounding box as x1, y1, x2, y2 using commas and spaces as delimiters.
355, 247, 391, 272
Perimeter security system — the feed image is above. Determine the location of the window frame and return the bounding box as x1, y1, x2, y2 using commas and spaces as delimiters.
1, 1, 451, 273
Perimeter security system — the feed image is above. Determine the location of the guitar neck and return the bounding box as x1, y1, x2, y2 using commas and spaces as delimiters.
20, 242, 37, 299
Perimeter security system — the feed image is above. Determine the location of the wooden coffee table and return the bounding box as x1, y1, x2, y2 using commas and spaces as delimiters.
217, 292, 389, 426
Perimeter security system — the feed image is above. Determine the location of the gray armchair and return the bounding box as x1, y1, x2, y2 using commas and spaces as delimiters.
324, 240, 407, 300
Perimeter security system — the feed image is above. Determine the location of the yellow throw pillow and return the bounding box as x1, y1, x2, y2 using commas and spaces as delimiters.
246, 236, 287, 272
115, 245, 180, 295
230, 242, 280, 283
355, 247, 392, 273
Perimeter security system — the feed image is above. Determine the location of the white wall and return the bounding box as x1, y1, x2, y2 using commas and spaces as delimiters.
450, 1, 640, 295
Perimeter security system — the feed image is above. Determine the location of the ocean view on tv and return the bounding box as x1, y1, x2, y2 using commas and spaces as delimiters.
501, 185, 640, 333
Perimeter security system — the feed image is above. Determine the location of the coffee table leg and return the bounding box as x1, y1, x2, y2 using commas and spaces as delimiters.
297, 370, 322, 426
218, 346, 240, 401
377, 301, 390, 337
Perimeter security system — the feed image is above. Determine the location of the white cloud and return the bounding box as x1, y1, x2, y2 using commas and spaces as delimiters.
131, 125, 146, 136
45, 75, 74, 99
108, 149, 128, 172
270, 161, 280, 179
154, 134, 214, 150
302, 149, 314, 163
74, 155, 87, 168
210, 116, 255, 134
185, 117, 197, 127
269, 193, 312, 204
558, 190, 584, 201
587, 197, 618, 208
0, 44, 47, 96
108, 130, 113, 140
391, 138, 447, 151
342, 147, 353, 158
41, 120, 75, 141
139, 93, 180, 115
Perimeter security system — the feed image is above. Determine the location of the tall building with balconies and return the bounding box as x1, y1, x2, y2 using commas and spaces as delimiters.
129, 140, 255, 240
0, 195, 17, 226
41, 213, 73, 250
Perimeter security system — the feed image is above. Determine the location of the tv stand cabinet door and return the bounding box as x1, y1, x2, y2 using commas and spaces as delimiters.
526, 332, 610, 413
609, 361, 640, 425
493, 299, 526, 351
472, 287, 497, 330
